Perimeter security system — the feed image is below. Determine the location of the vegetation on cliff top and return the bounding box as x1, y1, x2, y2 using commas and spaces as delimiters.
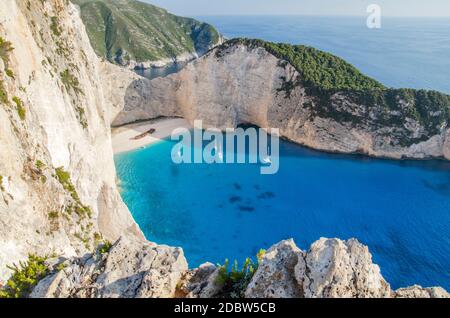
218, 38, 384, 91
71, 0, 221, 65
217, 38, 450, 146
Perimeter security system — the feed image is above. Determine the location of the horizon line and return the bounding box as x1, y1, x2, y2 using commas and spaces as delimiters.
192, 13, 450, 18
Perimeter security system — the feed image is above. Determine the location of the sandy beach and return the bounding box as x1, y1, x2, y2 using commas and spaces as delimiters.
112, 117, 191, 154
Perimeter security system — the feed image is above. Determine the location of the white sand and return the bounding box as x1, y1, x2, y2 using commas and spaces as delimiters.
112, 118, 191, 154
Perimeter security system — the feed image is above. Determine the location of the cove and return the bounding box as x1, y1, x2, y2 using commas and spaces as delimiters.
114, 129, 450, 290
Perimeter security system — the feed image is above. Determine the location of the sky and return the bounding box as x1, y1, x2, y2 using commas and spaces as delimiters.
144, 0, 450, 17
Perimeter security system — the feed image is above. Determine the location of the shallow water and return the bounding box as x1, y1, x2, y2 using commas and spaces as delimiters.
115, 134, 450, 290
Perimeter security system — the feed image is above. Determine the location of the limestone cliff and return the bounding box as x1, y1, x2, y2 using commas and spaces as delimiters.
113, 42, 450, 160
0, 0, 141, 283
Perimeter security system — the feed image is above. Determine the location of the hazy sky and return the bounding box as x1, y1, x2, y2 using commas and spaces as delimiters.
144, 0, 450, 17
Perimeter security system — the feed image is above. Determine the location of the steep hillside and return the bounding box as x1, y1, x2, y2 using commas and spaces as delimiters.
72, 0, 222, 68
0, 0, 142, 285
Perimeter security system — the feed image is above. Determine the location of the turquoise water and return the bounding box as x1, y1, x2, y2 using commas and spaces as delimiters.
115, 133, 450, 290
115, 16, 450, 290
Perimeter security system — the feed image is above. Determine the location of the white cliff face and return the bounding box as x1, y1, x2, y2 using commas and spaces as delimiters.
0, 0, 141, 283
112, 44, 450, 160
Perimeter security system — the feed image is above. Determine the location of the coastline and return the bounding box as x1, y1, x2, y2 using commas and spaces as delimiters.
112, 117, 191, 154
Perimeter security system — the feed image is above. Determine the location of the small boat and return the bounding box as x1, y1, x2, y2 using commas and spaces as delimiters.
261, 146, 272, 164
261, 156, 272, 164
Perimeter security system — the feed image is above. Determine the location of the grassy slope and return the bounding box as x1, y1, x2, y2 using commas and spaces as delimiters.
72, 0, 220, 63
217, 38, 450, 145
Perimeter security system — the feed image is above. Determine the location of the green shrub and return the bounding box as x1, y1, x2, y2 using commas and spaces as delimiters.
0, 79, 8, 105
5, 69, 14, 79
0, 255, 49, 298
54, 167, 92, 219
48, 211, 59, 220
55, 167, 78, 200
98, 241, 112, 255
50, 16, 62, 37
76, 106, 88, 129
55, 167, 70, 185
60, 69, 82, 94
36, 160, 45, 170
215, 249, 266, 298
55, 263, 66, 272
13, 96, 26, 120
0, 37, 14, 66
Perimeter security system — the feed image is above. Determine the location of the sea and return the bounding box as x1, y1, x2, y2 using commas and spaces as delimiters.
115, 16, 450, 290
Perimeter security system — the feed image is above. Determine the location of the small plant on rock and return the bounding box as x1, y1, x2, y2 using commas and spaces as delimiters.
0, 37, 14, 66
98, 241, 113, 255
215, 249, 266, 298
12, 96, 26, 120
0, 255, 49, 298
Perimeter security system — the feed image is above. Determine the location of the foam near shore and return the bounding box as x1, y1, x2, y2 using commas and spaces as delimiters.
112, 118, 191, 154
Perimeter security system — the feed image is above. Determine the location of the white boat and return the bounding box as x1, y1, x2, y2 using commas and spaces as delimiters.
261, 146, 272, 164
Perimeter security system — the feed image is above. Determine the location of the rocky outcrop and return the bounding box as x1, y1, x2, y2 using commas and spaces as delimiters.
394, 286, 450, 298
245, 240, 303, 298
245, 238, 449, 298
112, 43, 450, 160
30, 236, 187, 298
31, 237, 449, 298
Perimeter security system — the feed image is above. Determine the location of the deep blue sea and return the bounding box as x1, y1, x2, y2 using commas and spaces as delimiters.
116, 16, 450, 290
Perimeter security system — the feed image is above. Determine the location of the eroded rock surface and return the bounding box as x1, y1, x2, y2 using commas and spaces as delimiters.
32, 237, 449, 299
31, 236, 187, 298
245, 238, 449, 299
0, 0, 142, 283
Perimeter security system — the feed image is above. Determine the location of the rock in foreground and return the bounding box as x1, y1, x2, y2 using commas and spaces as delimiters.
31, 237, 449, 298
246, 238, 449, 298
31, 236, 187, 298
